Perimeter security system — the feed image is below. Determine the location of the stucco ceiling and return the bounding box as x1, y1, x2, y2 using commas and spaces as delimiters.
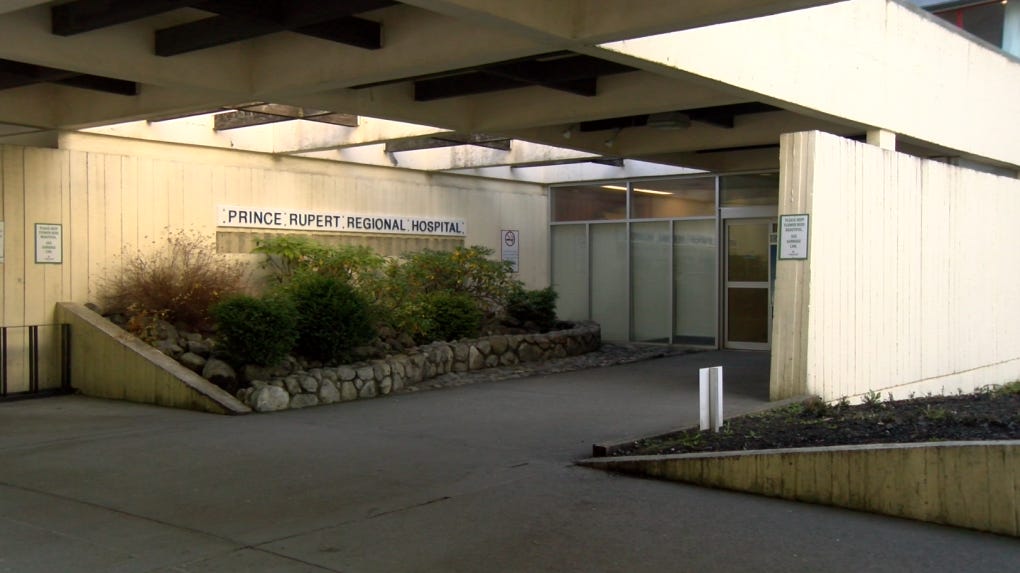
0, 0, 855, 172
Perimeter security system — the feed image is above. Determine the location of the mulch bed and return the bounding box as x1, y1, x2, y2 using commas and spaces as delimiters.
611, 388, 1020, 457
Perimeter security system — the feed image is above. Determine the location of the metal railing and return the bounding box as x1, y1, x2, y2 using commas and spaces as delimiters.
0, 324, 71, 400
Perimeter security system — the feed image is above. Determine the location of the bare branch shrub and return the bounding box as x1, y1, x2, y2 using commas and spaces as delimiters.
99, 231, 247, 333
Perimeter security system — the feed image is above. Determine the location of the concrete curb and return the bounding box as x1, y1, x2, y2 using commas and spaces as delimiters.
578, 440, 1020, 537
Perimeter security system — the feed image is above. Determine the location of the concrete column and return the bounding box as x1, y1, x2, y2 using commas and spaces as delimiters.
1005, 0, 1020, 57
866, 128, 896, 150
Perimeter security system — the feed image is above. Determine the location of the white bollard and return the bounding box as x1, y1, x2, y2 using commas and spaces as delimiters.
699, 366, 724, 432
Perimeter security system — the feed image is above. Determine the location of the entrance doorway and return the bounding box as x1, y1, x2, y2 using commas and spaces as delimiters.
724, 219, 774, 350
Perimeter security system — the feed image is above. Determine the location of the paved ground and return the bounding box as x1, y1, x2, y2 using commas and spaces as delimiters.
1, 350, 1017, 572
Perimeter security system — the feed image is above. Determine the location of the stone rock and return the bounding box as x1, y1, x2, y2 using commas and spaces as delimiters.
322, 369, 338, 383
378, 376, 393, 395
452, 361, 468, 373
181, 331, 203, 343
468, 346, 485, 370
519, 343, 544, 363
269, 380, 285, 388
251, 386, 289, 412
250, 380, 268, 390
426, 362, 438, 377
490, 336, 508, 355
453, 343, 470, 362
338, 366, 357, 381
299, 375, 319, 393
551, 345, 567, 358
500, 352, 519, 366
476, 340, 492, 355
372, 360, 391, 377
202, 358, 236, 388
485, 355, 499, 368
318, 382, 340, 404
84, 301, 102, 314
391, 371, 404, 391
289, 394, 319, 409
186, 339, 212, 357
356, 365, 375, 381
153, 339, 184, 359
284, 376, 301, 396
358, 381, 377, 399
340, 381, 358, 401
236, 387, 252, 403
152, 320, 179, 344
397, 333, 416, 349
178, 352, 206, 373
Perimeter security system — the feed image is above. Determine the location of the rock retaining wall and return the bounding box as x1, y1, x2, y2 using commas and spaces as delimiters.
237, 321, 601, 412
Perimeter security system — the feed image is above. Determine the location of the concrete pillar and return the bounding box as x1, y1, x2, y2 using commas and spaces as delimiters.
1005, 0, 1020, 57
866, 128, 896, 151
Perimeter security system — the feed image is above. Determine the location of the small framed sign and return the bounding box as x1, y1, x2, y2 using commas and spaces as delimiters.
501, 229, 520, 273
779, 214, 809, 260
35, 223, 63, 264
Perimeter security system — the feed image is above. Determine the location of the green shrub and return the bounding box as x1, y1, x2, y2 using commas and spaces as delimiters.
100, 231, 246, 332
253, 236, 385, 291
383, 246, 519, 308
283, 273, 376, 362
505, 287, 558, 331
423, 291, 483, 341
212, 295, 297, 367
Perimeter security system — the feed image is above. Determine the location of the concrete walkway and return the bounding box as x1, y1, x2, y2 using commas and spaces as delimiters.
0, 351, 1017, 572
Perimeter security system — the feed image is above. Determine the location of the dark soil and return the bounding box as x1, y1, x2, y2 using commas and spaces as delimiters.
611, 387, 1020, 457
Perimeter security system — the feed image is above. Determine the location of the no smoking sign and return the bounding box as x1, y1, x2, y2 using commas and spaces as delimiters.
501, 229, 520, 272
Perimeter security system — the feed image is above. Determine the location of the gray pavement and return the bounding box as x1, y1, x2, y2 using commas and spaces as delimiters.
1, 350, 1017, 572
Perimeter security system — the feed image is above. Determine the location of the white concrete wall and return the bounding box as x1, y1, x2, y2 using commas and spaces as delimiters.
602, 0, 1020, 170
772, 131, 1020, 401
0, 138, 548, 391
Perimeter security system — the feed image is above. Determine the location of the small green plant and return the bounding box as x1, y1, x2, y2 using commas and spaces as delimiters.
505, 286, 558, 331
922, 405, 951, 422
212, 294, 298, 367
996, 380, 1020, 395
800, 395, 830, 417
861, 389, 883, 406
423, 291, 483, 341
282, 273, 376, 362
253, 236, 386, 290
100, 231, 246, 332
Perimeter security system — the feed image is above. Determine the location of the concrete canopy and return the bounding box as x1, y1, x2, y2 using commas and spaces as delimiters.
0, 0, 1014, 173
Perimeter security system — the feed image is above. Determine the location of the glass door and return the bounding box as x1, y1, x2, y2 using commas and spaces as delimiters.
724, 219, 772, 350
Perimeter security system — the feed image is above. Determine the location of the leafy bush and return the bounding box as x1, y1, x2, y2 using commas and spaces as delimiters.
282, 273, 376, 362
384, 246, 519, 308
505, 287, 558, 332
379, 246, 520, 336
253, 236, 385, 291
100, 231, 246, 332
212, 295, 298, 367
423, 291, 483, 341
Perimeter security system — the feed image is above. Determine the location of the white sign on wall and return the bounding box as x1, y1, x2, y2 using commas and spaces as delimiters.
779, 214, 809, 260
35, 223, 62, 264
216, 205, 467, 237
501, 229, 520, 273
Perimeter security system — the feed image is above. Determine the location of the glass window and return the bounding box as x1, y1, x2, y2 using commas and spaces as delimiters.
551, 225, 589, 322
935, 2, 1005, 48
720, 173, 779, 207
631, 222, 671, 343
551, 184, 626, 222
674, 220, 717, 345
630, 177, 715, 218
590, 223, 629, 341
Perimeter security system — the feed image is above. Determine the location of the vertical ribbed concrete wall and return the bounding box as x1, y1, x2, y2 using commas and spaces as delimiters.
772, 131, 1020, 401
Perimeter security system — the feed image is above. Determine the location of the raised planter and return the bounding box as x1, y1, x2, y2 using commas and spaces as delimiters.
237, 321, 602, 412
578, 440, 1020, 537
56, 302, 250, 415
